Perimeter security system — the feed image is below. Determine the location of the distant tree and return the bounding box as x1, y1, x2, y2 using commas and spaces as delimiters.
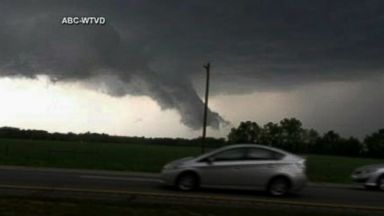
279, 118, 305, 152
259, 122, 282, 147
225, 118, 368, 157
313, 130, 341, 154
0, 127, 21, 139
314, 131, 363, 156
337, 137, 362, 157
365, 129, 384, 158
227, 121, 261, 143
302, 129, 320, 153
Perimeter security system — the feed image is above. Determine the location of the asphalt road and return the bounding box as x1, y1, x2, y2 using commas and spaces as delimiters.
0, 166, 383, 209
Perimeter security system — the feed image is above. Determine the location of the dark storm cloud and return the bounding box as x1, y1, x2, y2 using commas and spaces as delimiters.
0, 0, 383, 129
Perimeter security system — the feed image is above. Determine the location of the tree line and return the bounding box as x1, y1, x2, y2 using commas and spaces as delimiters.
0, 127, 225, 147
228, 118, 384, 158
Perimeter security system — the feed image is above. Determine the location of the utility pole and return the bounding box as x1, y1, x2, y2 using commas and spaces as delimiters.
201, 62, 210, 153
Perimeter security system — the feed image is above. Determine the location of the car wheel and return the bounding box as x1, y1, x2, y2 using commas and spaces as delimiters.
267, 177, 290, 196
378, 176, 384, 191
176, 172, 199, 191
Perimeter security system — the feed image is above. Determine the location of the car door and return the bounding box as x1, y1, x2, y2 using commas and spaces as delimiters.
195, 147, 248, 188
237, 147, 285, 188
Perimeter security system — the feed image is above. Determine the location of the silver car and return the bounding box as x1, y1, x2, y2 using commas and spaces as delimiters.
351, 164, 384, 191
161, 144, 307, 196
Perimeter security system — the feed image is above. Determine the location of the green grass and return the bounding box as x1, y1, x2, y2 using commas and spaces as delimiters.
0, 138, 202, 172
0, 138, 384, 183
0, 197, 377, 216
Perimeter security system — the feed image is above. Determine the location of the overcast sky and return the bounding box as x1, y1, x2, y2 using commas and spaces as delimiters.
0, 0, 383, 139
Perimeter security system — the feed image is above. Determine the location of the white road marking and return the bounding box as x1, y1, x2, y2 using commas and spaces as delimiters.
80, 175, 162, 183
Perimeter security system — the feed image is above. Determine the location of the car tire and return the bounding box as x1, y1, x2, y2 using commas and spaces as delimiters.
378, 176, 384, 191
176, 172, 199, 191
267, 177, 290, 196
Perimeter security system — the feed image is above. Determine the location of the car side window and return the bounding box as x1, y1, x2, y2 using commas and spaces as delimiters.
211, 148, 247, 161
246, 148, 283, 160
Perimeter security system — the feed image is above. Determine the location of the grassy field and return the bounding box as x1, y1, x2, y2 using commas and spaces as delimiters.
0, 138, 202, 172
1, 138, 384, 183
0, 197, 378, 216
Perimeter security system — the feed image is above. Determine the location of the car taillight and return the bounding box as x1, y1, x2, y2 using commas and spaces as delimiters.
296, 160, 306, 170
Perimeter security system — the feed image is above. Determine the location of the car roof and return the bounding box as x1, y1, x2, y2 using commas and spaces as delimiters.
219, 144, 285, 152
197, 143, 295, 160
